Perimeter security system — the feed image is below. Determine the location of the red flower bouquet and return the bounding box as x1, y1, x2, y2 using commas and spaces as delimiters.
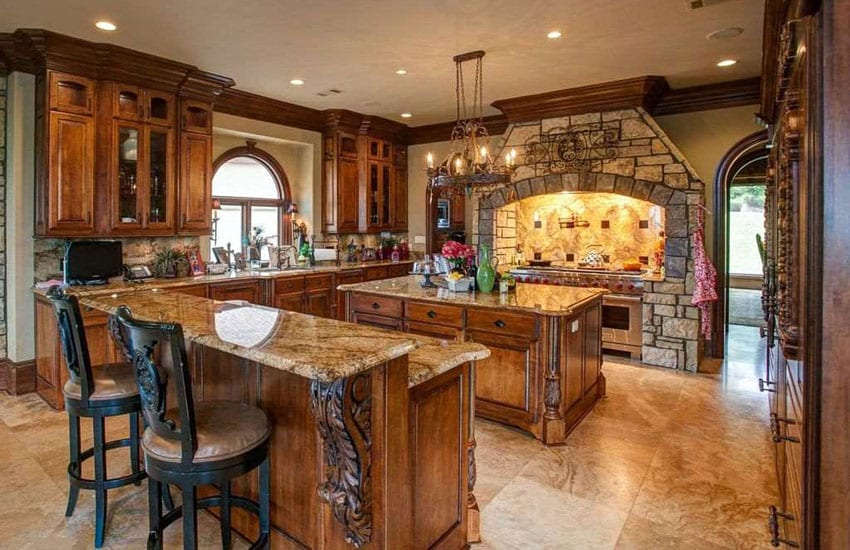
441, 241, 475, 272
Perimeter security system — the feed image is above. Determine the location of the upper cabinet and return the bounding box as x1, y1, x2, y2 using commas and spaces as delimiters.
18, 30, 234, 238
322, 112, 408, 234
35, 71, 97, 236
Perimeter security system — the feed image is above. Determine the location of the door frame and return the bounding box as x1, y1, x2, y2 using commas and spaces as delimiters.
710, 130, 769, 357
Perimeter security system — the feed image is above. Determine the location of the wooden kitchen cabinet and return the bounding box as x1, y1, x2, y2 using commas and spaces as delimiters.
209, 281, 260, 303
171, 284, 208, 298
177, 131, 213, 234
271, 274, 334, 317
394, 166, 408, 232
48, 71, 95, 115
110, 83, 175, 127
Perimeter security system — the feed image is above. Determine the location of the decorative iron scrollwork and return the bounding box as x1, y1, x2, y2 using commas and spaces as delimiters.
107, 313, 133, 362
310, 374, 373, 547
521, 125, 618, 174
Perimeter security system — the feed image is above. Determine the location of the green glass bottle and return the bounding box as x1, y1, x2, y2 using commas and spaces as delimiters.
476, 245, 496, 293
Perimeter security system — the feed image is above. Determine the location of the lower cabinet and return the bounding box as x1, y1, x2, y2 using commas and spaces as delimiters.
209, 281, 259, 303
171, 283, 208, 298
35, 296, 123, 410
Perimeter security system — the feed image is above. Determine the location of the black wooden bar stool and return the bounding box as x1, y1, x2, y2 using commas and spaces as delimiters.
46, 287, 147, 548
116, 306, 271, 550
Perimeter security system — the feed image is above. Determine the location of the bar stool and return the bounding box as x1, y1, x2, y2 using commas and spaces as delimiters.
46, 287, 147, 548
116, 306, 271, 550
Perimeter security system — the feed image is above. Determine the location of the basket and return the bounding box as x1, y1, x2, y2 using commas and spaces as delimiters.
446, 277, 471, 292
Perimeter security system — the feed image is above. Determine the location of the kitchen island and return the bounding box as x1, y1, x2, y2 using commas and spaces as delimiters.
77, 289, 489, 549
339, 277, 607, 446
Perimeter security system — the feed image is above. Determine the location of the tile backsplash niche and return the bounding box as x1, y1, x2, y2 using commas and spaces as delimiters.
34, 236, 200, 283
501, 192, 664, 267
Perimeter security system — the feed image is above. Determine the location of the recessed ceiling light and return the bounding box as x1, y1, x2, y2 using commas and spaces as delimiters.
706, 26, 744, 40
395, 69, 408, 75
716, 59, 738, 67
400, 113, 413, 119
289, 79, 305, 86
95, 21, 117, 31
547, 30, 562, 39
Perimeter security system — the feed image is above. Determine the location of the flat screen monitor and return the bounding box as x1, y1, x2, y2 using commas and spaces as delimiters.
65, 241, 123, 283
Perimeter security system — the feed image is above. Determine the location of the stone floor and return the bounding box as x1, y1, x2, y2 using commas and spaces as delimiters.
0, 325, 774, 549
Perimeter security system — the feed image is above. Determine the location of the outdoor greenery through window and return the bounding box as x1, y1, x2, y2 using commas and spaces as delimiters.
211, 156, 284, 261
729, 184, 766, 276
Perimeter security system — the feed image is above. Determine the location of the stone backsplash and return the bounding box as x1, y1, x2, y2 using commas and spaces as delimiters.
501, 192, 664, 267
34, 236, 200, 283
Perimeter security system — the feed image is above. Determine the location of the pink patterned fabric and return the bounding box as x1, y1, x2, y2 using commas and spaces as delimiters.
691, 206, 718, 339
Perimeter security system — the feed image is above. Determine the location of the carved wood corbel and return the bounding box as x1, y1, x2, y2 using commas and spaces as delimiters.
310, 374, 373, 548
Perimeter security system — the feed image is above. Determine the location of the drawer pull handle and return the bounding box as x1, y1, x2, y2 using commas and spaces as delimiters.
759, 378, 777, 393
768, 505, 799, 548
769, 413, 800, 444
427, 310, 437, 318
371, 302, 381, 310
494, 319, 506, 328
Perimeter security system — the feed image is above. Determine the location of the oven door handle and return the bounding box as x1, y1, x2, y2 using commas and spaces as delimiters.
604, 294, 642, 303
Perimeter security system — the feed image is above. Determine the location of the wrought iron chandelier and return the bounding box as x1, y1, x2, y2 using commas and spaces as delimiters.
426, 50, 516, 198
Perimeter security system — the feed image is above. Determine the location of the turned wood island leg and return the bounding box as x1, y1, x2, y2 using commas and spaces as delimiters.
542, 317, 567, 445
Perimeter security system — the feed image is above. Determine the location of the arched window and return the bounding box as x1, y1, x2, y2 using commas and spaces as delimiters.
211, 141, 293, 259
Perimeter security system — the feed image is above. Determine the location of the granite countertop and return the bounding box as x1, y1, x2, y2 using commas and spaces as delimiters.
338, 276, 607, 316
34, 260, 414, 298
79, 288, 488, 385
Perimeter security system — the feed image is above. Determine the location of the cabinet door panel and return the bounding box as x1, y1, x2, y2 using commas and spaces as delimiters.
110, 120, 145, 232
275, 292, 305, 313
394, 167, 408, 231
338, 159, 359, 232
305, 288, 333, 318
145, 89, 175, 126
112, 83, 144, 121
145, 126, 175, 232
178, 132, 212, 234
48, 72, 94, 115
468, 330, 538, 424
48, 112, 95, 233
582, 303, 602, 395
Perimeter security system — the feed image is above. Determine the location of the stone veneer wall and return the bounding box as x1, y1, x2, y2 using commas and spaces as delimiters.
0, 77, 7, 360
473, 108, 705, 371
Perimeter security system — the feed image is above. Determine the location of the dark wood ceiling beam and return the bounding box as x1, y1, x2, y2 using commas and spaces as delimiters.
406, 115, 509, 146
214, 88, 324, 132
654, 77, 762, 116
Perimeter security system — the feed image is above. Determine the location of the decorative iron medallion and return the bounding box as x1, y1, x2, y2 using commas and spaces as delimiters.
521, 125, 619, 174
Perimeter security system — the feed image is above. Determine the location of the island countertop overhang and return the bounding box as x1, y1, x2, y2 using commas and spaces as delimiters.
338, 276, 608, 316
77, 289, 489, 385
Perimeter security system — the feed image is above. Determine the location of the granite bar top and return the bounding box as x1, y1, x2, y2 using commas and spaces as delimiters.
34, 260, 413, 298
79, 288, 488, 385
338, 276, 607, 316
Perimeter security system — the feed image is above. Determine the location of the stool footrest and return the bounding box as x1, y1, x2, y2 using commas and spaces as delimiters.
67, 436, 147, 490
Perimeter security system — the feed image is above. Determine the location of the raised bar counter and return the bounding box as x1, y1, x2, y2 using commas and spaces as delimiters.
340, 276, 608, 446
75, 288, 489, 549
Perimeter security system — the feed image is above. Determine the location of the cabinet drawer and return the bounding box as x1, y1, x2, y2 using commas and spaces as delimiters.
387, 263, 409, 278
171, 284, 208, 298
352, 312, 403, 331
337, 269, 364, 285
274, 276, 306, 294
467, 309, 538, 339
406, 302, 464, 328
365, 266, 389, 281
351, 294, 402, 318
305, 273, 333, 290
209, 282, 259, 303
405, 321, 462, 343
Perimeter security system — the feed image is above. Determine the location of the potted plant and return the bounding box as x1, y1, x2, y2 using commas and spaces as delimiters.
153, 247, 190, 278
441, 241, 475, 274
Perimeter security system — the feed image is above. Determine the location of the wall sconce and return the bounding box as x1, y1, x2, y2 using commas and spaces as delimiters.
285, 201, 299, 215
211, 198, 222, 243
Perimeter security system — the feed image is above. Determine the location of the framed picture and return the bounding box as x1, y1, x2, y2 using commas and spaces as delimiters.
212, 247, 231, 266
186, 246, 205, 276
233, 252, 246, 271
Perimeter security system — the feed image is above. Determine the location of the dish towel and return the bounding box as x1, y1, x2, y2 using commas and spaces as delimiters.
691, 206, 718, 339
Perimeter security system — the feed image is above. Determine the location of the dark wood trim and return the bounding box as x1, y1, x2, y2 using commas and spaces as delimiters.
407, 115, 509, 146
0, 358, 37, 395
654, 77, 762, 116
214, 88, 323, 132
710, 131, 768, 358
491, 76, 669, 123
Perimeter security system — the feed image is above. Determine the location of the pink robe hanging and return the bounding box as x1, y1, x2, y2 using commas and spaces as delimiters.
691, 207, 718, 339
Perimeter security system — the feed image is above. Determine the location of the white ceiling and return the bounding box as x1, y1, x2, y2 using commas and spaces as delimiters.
2, 0, 764, 125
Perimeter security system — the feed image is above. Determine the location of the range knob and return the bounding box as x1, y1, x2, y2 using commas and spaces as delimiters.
542, 278, 549, 284
616, 283, 624, 290
628, 283, 635, 290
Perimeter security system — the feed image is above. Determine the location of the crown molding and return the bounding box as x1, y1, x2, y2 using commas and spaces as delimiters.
215, 88, 324, 132
654, 77, 761, 116
0, 29, 234, 100
491, 76, 669, 123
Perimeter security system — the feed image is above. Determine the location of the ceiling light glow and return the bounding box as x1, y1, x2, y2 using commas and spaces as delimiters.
716, 59, 737, 67
95, 21, 117, 31
401, 113, 413, 118
290, 79, 305, 86
547, 30, 562, 39
395, 69, 408, 75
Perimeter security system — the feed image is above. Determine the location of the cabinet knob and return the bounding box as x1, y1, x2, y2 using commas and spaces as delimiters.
768, 505, 799, 548
769, 413, 800, 443
371, 302, 381, 310
494, 319, 506, 328
427, 310, 437, 318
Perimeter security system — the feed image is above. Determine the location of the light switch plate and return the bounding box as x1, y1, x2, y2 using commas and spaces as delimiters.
571, 320, 580, 333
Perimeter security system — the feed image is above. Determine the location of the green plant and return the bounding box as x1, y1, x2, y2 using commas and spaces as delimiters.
153, 247, 190, 278
298, 242, 312, 259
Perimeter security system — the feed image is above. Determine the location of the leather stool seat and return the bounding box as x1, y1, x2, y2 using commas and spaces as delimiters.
143, 401, 271, 464
63, 362, 139, 402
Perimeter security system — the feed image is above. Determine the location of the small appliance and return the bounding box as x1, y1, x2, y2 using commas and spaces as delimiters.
64, 241, 123, 285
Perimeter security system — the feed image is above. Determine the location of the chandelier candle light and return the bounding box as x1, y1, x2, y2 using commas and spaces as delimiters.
426, 51, 517, 199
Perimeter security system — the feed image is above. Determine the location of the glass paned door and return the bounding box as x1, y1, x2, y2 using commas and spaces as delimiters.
117, 125, 141, 225
148, 128, 169, 226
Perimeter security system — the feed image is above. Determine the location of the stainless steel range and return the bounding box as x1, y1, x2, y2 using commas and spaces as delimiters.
511, 266, 644, 359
